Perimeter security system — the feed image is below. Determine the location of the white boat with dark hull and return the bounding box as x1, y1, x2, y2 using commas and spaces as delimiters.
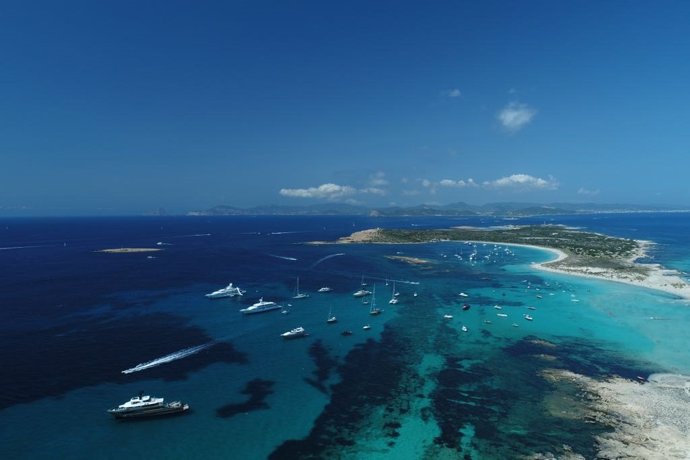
240, 298, 283, 314
281, 326, 308, 339
206, 283, 246, 299
108, 394, 189, 420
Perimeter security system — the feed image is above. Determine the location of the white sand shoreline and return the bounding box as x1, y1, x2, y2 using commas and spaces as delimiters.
335, 228, 690, 301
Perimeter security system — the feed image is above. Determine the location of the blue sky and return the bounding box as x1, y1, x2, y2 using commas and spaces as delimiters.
2, 1, 690, 215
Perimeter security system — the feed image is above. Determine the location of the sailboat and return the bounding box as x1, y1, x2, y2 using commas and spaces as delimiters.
292, 277, 309, 299
388, 281, 399, 304
327, 307, 337, 324
353, 275, 371, 297
369, 285, 382, 316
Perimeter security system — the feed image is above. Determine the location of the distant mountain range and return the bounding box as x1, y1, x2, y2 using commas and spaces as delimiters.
188, 202, 688, 217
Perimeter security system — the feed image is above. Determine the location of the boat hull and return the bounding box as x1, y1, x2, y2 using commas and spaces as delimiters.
109, 403, 189, 420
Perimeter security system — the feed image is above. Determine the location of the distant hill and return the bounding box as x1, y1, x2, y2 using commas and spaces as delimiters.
188, 202, 687, 217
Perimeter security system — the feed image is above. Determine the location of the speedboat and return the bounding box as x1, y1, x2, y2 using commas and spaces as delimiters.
318, 287, 333, 293
353, 289, 371, 298
461, 325, 468, 332
443, 314, 453, 319
388, 297, 399, 305
459, 292, 469, 297
108, 393, 189, 420
239, 298, 283, 314
524, 314, 534, 321
281, 326, 308, 339
497, 313, 508, 317
206, 283, 246, 299
362, 324, 371, 330
493, 305, 503, 310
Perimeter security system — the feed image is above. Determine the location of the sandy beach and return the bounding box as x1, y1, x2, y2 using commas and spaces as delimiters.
527, 243, 690, 301
335, 228, 690, 301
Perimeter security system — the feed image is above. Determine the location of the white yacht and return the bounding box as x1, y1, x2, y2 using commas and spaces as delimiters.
524, 314, 534, 321
281, 326, 308, 339
206, 282, 246, 299
353, 289, 371, 298
240, 298, 283, 314
318, 287, 333, 293
107, 393, 189, 419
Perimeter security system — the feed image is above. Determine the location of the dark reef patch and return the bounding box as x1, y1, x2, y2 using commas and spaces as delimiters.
504, 335, 659, 380
216, 378, 275, 418
269, 326, 411, 459
0, 313, 248, 411
304, 340, 338, 394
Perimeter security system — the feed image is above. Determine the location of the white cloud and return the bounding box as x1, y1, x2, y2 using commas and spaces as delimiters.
280, 182, 388, 200
280, 183, 357, 199
484, 174, 558, 190
369, 172, 388, 187
447, 88, 462, 98
577, 187, 600, 196
439, 178, 478, 188
360, 187, 387, 196
497, 102, 536, 132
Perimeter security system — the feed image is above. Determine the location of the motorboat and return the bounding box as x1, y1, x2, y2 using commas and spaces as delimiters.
462, 304, 470, 311
317, 287, 333, 293
108, 393, 189, 420
461, 325, 468, 332
524, 314, 534, 321
443, 314, 453, 319
239, 298, 283, 314
362, 324, 371, 330
281, 326, 308, 339
206, 283, 246, 299
353, 289, 371, 298
459, 292, 468, 297
493, 305, 503, 310
497, 313, 508, 317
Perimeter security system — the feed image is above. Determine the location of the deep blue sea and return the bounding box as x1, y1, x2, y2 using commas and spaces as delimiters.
1, 213, 689, 459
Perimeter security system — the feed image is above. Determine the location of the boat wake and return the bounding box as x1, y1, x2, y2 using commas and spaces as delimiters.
268, 254, 298, 261
0, 245, 53, 251
310, 253, 345, 269
121, 342, 214, 374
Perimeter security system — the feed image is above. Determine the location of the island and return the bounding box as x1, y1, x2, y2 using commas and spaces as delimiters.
333, 225, 690, 300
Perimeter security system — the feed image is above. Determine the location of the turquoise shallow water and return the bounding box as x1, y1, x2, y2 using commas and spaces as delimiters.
1, 214, 689, 458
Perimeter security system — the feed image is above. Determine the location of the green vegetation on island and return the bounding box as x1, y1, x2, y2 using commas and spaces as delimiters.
340, 225, 647, 276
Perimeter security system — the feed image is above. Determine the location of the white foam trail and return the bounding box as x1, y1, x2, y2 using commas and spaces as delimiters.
0, 245, 53, 251
310, 253, 345, 268
269, 231, 306, 235
268, 254, 298, 261
121, 342, 213, 374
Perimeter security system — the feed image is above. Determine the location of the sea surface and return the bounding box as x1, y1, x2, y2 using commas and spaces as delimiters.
1, 213, 689, 459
